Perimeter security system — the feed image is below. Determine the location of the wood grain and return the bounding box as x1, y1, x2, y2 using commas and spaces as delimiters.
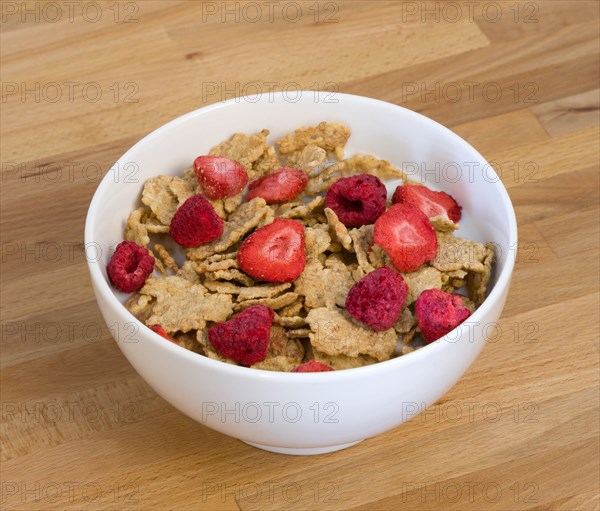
1, 1, 598, 510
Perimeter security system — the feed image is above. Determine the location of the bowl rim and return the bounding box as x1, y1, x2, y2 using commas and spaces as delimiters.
85, 91, 518, 381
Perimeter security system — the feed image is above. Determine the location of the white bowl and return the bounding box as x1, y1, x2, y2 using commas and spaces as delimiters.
85, 92, 517, 455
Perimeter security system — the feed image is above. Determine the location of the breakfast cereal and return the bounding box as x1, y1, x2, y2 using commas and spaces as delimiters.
108, 121, 496, 371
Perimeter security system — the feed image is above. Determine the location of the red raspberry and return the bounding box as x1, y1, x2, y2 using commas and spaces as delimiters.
415, 289, 472, 343
208, 305, 274, 366
345, 267, 408, 331
148, 324, 174, 342
107, 241, 155, 293
325, 174, 387, 227
169, 194, 224, 247
292, 361, 334, 372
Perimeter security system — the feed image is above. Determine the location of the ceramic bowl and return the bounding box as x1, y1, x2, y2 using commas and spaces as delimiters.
85, 92, 517, 455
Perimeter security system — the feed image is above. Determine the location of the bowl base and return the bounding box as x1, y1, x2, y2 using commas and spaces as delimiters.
243, 440, 363, 455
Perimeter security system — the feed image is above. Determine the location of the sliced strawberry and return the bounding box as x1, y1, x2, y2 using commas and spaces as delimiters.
237, 218, 306, 283
373, 203, 438, 273
193, 156, 248, 199
415, 289, 472, 343
392, 185, 462, 222
246, 167, 308, 203
148, 324, 174, 342
292, 361, 334, 372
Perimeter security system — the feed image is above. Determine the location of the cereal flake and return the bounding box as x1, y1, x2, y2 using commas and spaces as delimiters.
294, 255, 354, 309
403, 266, 443, 304
467, 242, 495, 304
141, 175, 179, 225
209, 130, 271, 179
431, 232, 488, 273
285, 145, 327, 172
324, 208, 353, 252
237, 283, 292, 302
306, 154, 406, 195
234, 292, 299, 312
278, 196, 325, 220
154, 243, 179, 273
349, 225, 376, 275
139, 276, 233, 333
306, 307, 397, 361
312, 350, 378, 370
124, 207, 169, 247
277, 122, 351, 154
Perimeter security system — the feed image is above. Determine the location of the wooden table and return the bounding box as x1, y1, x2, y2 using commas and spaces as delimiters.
2, 1, 599, 509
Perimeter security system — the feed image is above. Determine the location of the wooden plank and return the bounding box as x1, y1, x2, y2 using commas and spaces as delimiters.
534, 208, 599, 258
451, 109, 550, 154
1, 1, 599, 509
474, 0, 600, 43
531, 89, 600, 136
488, 127, 599, 188
343, 20, 599, 126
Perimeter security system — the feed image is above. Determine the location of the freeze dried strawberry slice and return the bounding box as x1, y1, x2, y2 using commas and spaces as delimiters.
194, 156, 248, 199
392, 184, 462, 222
345, 267, 408, 331
237, 218, 306, 283
169, 194, 224, 247
415, 289, 472, 343
246, 167, 308, 203
374, 203, 438, 273
148, 324, 174, 342
208, 305, 274, 366
292, 361, 334, 372
107, 241, 155, 293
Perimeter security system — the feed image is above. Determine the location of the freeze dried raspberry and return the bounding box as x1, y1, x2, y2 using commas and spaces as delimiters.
325, 174, 387, 227
148, 324, 173, 342
107, 241, 155, 293
415, 289, 472, 343
208, 305, 274, 366
292, 361, 334, 372
345, 267, 408, 331
169, 194, 224, 247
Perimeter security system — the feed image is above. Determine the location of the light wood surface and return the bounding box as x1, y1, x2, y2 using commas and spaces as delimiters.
1, 1, 599, 509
